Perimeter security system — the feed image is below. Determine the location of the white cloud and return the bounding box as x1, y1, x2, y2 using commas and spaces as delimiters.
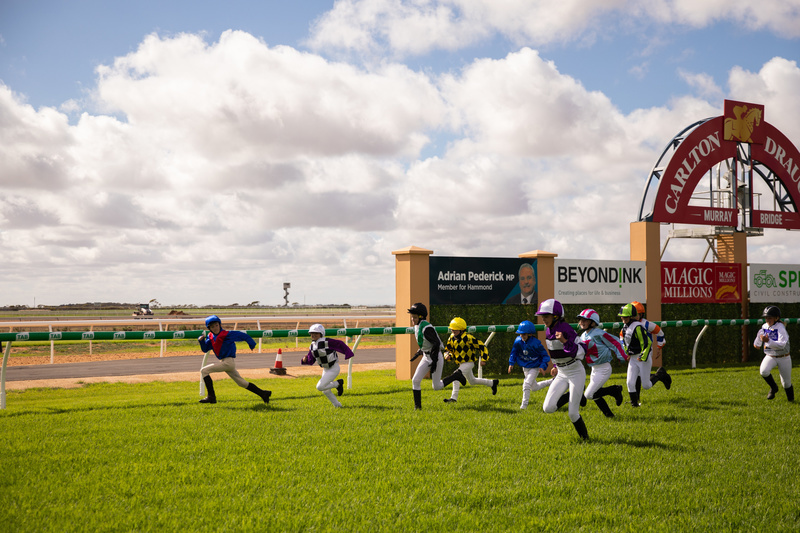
727, 57, 800, 141
95, 31, 444, 160
309, 0, 800, 57
638, 0, 800, 38
0, 85, 74, 190
440, 48, 627, 159
678, 68, 724, 101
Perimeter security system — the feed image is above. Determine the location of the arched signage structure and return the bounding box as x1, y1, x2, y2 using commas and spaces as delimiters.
639, 100, 800, 229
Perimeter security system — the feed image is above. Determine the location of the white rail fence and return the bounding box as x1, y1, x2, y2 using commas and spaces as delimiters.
0, 315, 395, 363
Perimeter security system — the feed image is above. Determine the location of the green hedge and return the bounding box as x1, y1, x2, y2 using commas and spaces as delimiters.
432, 302, 800, 374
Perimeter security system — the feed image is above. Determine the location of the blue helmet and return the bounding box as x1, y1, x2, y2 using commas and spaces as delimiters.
516, 320, 537, 335
205, 315, 222, 328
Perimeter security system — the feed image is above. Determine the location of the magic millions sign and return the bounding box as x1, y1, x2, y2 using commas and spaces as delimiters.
649, 100, 800, 229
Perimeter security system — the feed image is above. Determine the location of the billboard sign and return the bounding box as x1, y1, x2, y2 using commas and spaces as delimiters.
661, 262, 741, 303
429, 257, 538, 305
554, 259, 646, 303
750, 263, 800, 303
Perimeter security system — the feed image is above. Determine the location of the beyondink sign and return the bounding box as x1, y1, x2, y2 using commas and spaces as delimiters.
555, 259, 646, 304
750, 263, 800, 303
430, 256, 538, 305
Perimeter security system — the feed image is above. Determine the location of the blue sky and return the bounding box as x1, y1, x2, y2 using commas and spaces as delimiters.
4, 1, 796, 114
1, 0, 799, 307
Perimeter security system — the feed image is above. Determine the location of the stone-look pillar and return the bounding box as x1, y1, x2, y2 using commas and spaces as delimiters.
392, 246, 433, 380
519, 250, 558, 347
630, 221, 663, 367
717, 232, 750, 362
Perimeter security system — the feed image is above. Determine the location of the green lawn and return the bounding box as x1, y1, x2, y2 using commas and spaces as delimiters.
1, 365, 798, 532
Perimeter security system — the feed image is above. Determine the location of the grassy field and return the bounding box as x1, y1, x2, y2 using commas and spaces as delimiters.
1, 365, 798, 532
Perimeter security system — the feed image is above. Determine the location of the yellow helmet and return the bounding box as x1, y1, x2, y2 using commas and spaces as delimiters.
449, 317, 467, 331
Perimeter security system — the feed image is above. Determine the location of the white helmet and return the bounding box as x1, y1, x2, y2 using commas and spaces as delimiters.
309, 324, 326, 336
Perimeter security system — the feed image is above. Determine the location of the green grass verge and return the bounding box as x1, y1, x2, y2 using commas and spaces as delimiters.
1, 366, 798, 532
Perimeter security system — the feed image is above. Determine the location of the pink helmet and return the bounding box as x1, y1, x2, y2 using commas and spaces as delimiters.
577, 308, 600, 327
536, 298, 563, 317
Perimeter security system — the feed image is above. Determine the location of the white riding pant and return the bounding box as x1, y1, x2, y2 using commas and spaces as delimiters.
412, 354, 445, 391
585, 363, 612, 400
449, 362, 493, 399
543, 362, 586, 423
520, 366, 553, 408
626, 356, 654, 392
316, 362, 342, 407
201, 357, 248, 388
760, 355, 793, 388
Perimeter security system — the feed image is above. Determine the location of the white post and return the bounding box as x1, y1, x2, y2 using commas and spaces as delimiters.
162, 322, 168, 357
691, 325, 709, 369
158, 321, 164, 357
479, 332, 496, 379
347, 335, 362, 389
295, 321, 300, 348
1, 341, 12, 410
257, 320, 262, 353
89, 325, 94, 355
199, 351, 210, 395
49, 324, 55, 364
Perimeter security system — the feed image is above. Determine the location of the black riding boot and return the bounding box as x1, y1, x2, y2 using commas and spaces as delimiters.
413, 389, 422, 410
655, 367, 672, 390
594, 385, 622, 407
572, 416, 589, 440
763, 375, 780, 400
594, 397, 614, 418
629, 390, 640, 407
612, 384, 624, 406
786, 385, 794, 402
442, 369, 467, 387
556, 392, 570, 409
246, 382, 271, 403
597, 385, 624, 406
200, 375, 217, 404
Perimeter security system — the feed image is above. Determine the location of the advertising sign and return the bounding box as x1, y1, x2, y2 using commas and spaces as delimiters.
430, 257, 538, 305
554, 259, 646, 304
661, 262, 741, 304
750, 263, 800, 303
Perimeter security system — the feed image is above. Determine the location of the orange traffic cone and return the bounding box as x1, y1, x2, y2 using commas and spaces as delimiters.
270, 348, 287, 375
